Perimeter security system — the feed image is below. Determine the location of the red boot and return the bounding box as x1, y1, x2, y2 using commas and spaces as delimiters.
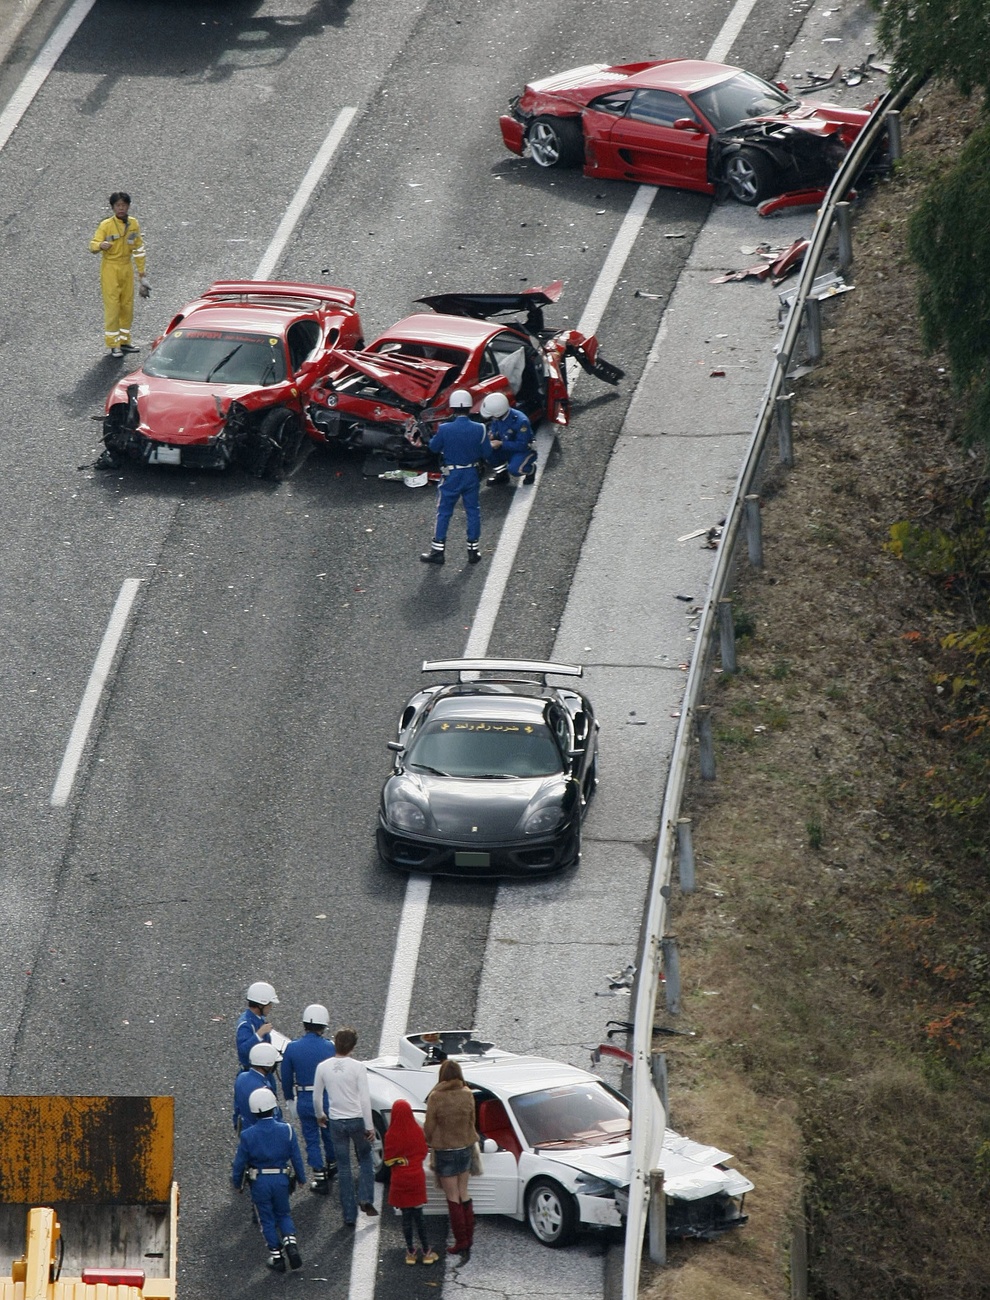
446, 1201, 467, 1256
463, 1200, 475, 1248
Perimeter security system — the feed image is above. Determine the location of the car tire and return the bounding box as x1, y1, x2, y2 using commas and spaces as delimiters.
257, 407, 305, 480
722, 148, 776, 205
372, 1112, 389, 1185
525, 116, 584, 169
525, 1176, 578, 1247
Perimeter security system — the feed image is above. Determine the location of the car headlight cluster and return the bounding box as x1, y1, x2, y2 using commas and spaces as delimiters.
389, 800, 427, 832
522, 804, 564, 835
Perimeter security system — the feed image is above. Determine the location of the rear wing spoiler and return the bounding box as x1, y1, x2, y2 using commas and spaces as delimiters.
422, 658, 583, 683
202, 280, 357, 309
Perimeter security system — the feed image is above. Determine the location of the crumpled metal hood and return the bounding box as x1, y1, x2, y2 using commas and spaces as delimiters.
333, 350, 452, 406
110, 378, 236, 445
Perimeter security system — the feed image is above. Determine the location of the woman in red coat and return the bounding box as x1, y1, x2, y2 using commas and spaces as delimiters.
384, 1100, 439, 1265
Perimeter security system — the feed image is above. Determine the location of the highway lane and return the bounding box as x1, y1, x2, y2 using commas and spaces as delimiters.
0, 0, 816, 1294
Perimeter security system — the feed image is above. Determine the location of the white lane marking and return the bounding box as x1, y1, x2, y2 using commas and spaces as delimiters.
252, 107, 357, 281
50, 580, 142, 807
0, 0, 97, 154
349, 176, 660, 1300
707, 0, 761, 61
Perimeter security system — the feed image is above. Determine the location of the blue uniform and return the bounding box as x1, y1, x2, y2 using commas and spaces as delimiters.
233, 1067, 281, 1132
428, 414, 493, 544
232, 1116, 306, 1251
236, 1007, 272, 1069
282, 1031, 337, 1175
489, 407, 537, 478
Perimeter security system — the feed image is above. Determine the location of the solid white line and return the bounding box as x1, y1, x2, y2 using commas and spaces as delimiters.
0, 0, 98, 154
376, 874, 433, 1056
707, 0, 761, 61
252, 107, 357, 281
50, 579, 142, 807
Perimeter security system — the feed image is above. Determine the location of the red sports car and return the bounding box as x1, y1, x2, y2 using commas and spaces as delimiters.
308, 283, 623, 471
100, 281, 364, 478
499, 59, 876, 205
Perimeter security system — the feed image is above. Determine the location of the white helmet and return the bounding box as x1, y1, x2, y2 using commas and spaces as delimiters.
246, 981, 278, 1006
302, 1004, 331, 1028
249, 1042, 281, 1068
448, 389, 473, 410
480, 392, 510, 420
248, 1087, 278, 1115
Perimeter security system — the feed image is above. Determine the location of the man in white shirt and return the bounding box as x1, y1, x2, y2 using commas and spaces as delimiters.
314, 1027, 377, 1226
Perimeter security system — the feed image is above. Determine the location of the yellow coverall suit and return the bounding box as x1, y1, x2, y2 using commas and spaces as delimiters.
89, 215, 147, 350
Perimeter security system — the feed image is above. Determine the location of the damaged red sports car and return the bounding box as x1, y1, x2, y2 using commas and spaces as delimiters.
307, 283, 623, 472
499, 59, 876, 205
100, 281, 364, 478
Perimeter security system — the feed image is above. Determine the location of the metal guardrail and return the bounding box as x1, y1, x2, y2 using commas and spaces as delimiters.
621, 73, 925, 1298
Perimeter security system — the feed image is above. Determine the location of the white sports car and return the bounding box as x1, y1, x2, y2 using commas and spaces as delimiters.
365, 1032, 753, 1246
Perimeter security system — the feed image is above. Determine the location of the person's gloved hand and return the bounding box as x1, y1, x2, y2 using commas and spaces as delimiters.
138, 280, 151, 299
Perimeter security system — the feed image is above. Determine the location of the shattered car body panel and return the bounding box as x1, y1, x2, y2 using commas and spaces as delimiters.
100, 281, 364, 479
366, 1032, 754, 1246
499, 58, 878, 205
308, 283, 623, 471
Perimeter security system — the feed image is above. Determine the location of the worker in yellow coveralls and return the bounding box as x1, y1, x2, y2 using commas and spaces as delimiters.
89, 191, 149, 358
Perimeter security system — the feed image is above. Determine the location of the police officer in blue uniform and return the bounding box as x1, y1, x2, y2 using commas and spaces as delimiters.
232, 1088, 307, 1273
481, 392, 537, 486
236, 980, 278, 1069
420, 389, 493, 566
281, 1003, 338, 1194
233, 1042, 282, 1133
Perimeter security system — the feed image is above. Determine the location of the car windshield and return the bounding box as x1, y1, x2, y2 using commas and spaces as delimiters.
406, 718, 563, 778
509, 1082, 631, 1150
692, 71, 794, 132
144, 329, 286, 385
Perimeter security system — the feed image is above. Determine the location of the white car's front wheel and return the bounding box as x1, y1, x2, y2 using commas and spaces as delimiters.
526, 1177, 578, 1247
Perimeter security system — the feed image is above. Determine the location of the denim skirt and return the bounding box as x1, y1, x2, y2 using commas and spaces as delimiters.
432, 1145, 472, 1178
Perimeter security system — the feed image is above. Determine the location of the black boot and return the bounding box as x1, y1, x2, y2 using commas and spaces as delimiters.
283, 1236, 302, 1270
467, 542, 481, 565
267, 1248, 286, 1273
487, 469, 509, 486
311, 1168, 329, 1195
523, 469, 536, 485
420, 541, 445, 565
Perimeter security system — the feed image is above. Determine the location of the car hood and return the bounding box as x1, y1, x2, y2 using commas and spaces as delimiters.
333, 350, 453, 406
105, 376, 251, 444
386, 771, 568, 841
540, 1144, 631, 1188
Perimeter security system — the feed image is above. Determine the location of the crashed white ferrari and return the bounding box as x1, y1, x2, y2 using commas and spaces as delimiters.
365, 1032, 753, 1246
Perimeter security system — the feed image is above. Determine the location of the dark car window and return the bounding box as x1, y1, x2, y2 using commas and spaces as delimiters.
145, 329, 286, 385
287, 319, 321, 371
587, 90, 634, 115
691, 71, 792, 132
406, 718, 564, 778
509, 1082, 631, 1149
626, 89, 692, 127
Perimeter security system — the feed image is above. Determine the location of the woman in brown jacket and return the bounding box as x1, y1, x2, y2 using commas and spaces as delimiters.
423, 1060, 478, 1262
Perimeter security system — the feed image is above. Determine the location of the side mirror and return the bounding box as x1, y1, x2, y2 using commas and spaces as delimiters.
673, 117, 704, 132
481, 1138, 499, 1154
775, 81, 790, 93
387, 740, 405, 753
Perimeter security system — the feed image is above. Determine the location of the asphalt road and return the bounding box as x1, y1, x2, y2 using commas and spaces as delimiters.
0, 0, 820, 1295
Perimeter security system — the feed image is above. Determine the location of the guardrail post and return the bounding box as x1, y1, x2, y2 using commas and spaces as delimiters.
804, 298, 823, 362
744, 494, 763, 568
776, 392, 795, 468
651, 1049, 669, 1116
676, 816, 696, 893
717, 598, 737, 674
695, 704, 715, 780
886, 109, 902, 163
834, 201, 853, 275
648, 1170, 667, 1264
660, 936, 681, 1015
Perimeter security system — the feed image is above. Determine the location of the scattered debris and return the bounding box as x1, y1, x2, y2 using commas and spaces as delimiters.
607, 963, 637, 990
664, 232, 686, 239
674, 592, 695, 600
793, 63, 843, 92
634, 289, 664, 299
710, 369, 726, 377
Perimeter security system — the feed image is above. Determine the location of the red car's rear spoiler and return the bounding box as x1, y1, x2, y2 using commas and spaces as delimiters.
203, 281, 358, 309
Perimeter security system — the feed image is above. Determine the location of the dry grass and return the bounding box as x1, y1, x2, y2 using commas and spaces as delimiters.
640, 87, 990, 1300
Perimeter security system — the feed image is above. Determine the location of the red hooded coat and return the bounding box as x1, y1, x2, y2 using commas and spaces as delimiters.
384, 1099, 429, 1208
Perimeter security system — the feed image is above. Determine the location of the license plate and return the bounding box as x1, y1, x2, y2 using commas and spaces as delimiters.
454, 851, 490, 868
149, 446, 181, 465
